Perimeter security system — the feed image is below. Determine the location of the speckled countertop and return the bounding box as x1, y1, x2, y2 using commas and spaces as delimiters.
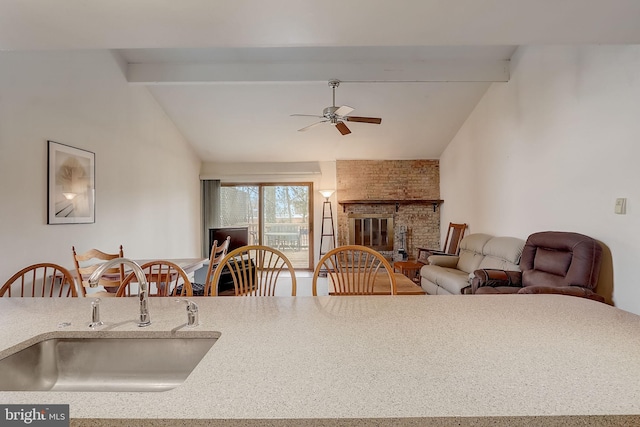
1, 295, 640, 427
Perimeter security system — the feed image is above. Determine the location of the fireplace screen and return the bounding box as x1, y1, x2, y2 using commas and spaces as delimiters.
348, 214, 394, 251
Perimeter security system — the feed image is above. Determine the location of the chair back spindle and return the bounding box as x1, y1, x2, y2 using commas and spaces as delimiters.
1, 263, 78, 298
312, 245, 396, 296
116, 260, 193, 297
207, 245, 296, 296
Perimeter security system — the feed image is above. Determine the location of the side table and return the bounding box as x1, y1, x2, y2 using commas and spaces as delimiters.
393, 260, 423, 284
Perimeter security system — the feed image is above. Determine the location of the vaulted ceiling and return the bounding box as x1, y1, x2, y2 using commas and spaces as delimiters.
2, 1, 640, 162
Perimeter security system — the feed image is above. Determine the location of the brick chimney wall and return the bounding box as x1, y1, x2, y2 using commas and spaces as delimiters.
335, 160, 441, 260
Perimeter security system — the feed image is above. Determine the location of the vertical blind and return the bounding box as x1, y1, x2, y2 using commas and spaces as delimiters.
201, 180, 221, 257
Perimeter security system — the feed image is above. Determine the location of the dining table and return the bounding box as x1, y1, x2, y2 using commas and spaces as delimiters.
131, 258, 207, 275
328, 272, 426, 295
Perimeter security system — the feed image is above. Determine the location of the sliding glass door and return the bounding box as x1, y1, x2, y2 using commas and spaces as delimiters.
219, 183, 313, 269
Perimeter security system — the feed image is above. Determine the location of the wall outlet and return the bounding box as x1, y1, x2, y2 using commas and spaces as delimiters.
615, 198, 627, 215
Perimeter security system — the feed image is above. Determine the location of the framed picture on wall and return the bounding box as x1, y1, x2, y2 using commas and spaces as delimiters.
47, 140, 95, 224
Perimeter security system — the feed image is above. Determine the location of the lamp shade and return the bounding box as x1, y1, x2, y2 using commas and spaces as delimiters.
319, 190, 335, 199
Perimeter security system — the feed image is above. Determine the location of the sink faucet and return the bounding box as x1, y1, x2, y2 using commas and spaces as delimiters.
88, 258, 151, 327
177, 299, 199, 327
89, 298, 104, 328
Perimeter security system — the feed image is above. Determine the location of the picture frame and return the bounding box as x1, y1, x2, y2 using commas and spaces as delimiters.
47, 140, 95, 224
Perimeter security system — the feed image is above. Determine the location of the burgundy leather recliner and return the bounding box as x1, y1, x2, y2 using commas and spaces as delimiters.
472, 231, 604, 303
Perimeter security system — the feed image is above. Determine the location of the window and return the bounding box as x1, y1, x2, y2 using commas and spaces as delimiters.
219, 183, 313, 269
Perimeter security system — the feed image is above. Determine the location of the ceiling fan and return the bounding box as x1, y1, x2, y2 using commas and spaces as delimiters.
291, 79, 382, 135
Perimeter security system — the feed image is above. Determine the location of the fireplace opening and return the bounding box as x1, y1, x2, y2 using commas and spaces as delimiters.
348, 214, 394, 251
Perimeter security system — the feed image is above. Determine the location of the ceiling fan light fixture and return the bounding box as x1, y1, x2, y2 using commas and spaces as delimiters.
323, 106, 338, 117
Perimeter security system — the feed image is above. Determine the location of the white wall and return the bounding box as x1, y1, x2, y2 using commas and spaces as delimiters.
0, 51, 202, 281
440, 45, 640, 313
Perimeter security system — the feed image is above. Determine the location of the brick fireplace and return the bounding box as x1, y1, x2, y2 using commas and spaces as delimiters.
336, 160, 441, 260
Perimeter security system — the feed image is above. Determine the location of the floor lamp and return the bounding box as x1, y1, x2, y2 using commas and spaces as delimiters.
319, 190, 336, 265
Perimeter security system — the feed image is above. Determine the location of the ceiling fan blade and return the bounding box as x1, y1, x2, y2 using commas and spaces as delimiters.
334, 105, 354, 116
298, 121, 327, 132
335, 121, 351, 135
344, 116, 382, 124
291, 114, 324, 118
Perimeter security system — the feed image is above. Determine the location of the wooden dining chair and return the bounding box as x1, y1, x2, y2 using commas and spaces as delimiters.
312, 245, 397, 296
1, 263, 78, 298
202, 236, 231, 294
115, 260, 193, 297
417, 222, 467, 263
72, 245, 125, 296
206, 245, 296, 296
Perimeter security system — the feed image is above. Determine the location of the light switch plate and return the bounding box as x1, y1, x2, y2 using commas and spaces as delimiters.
615, 198, 627, 214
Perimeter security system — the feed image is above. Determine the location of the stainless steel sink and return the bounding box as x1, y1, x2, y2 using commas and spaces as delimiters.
0, 332, 219, 392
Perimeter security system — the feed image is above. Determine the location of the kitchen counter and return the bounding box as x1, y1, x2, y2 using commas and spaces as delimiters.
1, 295, 640, 426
